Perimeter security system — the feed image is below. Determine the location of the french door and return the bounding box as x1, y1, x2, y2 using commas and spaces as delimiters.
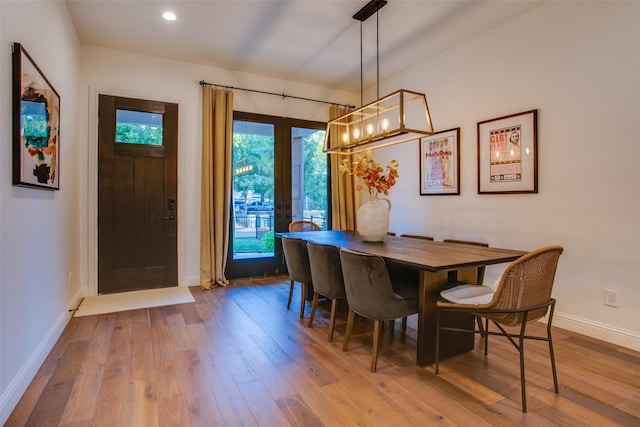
225, 112, 329, 279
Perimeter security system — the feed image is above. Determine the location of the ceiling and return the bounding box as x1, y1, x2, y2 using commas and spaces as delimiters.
65, 0, 543, 93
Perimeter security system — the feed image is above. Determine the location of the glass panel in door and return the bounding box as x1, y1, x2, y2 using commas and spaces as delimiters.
291, 127, 328, 230
231, 120, 275, 261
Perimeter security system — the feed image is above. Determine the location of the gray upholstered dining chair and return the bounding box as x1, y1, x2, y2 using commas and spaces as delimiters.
339, 248, 418, 372
306, 242, 347, 341
435, 246, 564, 413
281, 236, 313, 319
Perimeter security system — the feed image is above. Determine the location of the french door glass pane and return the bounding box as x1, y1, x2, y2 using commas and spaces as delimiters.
232, 120, 275, 259
291, 127, 327, 230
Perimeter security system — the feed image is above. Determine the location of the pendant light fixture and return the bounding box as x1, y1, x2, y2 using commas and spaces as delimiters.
323, 0, 435, 154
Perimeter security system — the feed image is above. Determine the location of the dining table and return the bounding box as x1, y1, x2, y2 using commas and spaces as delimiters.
277, 230, 527, 367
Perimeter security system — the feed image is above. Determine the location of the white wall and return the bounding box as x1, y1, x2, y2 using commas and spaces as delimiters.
77, 46, 357, 294
378, 1, 640, 349
0, 1, 81, 423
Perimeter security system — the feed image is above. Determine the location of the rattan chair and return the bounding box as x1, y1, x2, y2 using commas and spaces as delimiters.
339, 248, 418, 372
288, 220, 321, 232
306, 242, 347, 341
281, 236, 313, 319
435, 246, 564, 412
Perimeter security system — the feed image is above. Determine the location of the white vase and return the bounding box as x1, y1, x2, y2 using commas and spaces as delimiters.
357, 196, 391, 242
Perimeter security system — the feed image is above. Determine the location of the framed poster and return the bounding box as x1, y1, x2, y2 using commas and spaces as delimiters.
419, 128, 460, 195
12, 42, 60, 190
477, 110, 537, 194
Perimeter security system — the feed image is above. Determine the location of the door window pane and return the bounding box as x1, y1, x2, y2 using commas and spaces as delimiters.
291, 127, 328, 230
115, 109, 163, 145
232, 120, 275, 259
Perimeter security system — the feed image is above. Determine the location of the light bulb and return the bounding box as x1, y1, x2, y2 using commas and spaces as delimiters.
367, 124, 373, 136
354, 128, 360, 140
382, 118, 389, 131
162, 11, 176, 21
342, 132, 348, 143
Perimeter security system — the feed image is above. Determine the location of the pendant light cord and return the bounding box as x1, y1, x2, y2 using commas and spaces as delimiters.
360, 5, 381, 104
360, 21, 364, 107
376, 7, 380, 100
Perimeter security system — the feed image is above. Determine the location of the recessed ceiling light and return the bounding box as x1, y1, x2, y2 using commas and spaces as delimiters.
162, 11, 176, 21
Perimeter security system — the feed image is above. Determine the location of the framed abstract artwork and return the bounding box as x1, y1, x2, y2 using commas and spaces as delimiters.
477, 109, 537, 194
419, 128, 460, 195
12, 42, 60, 190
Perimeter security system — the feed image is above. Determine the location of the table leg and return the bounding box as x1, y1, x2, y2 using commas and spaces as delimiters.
456, 266, 481, 285
417, 270, 475, 367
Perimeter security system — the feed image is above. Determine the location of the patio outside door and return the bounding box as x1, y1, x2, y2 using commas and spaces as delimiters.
225, 112, 329, 279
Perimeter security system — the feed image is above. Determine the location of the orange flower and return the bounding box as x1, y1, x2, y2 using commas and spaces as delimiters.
339, 150, 399, 198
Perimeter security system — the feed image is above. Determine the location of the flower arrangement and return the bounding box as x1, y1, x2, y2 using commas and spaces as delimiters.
339, 150, 399, 198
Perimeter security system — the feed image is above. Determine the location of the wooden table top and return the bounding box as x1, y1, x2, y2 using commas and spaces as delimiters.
278, 230, 527, 272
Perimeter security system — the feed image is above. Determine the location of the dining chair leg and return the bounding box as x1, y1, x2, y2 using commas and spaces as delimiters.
518, 316, 528, 413
328, 298, 338, 342
476, 315, 485, 335
484, 318, 489, 356
342, 309, 355, 352
308, 292, 319, 327
299, 282, 307, 319
287, 279, 294, 309
371, 319, 382, 372
401, 317, 407, 332
547, 302, 560, 393
435, 311, 441, 375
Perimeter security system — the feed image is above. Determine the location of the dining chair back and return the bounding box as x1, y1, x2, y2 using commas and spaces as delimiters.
400, 234, 434, 240
306, 242, 346, 341
281, 236, 313, 319
435, 245, 564, 412
288, 220, 321, 232
443, 239, 489, 285
339, 248, 418, 372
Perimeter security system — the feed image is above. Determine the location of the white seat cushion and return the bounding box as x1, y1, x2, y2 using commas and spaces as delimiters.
440, 284, 494, 305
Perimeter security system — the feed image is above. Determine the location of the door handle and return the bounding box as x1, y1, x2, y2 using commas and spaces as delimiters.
163, 215, 176, 221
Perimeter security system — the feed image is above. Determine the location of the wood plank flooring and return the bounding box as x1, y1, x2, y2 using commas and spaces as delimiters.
6, 276, 640, 426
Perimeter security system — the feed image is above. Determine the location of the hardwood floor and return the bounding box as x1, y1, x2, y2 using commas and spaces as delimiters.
6, 276, 640, 426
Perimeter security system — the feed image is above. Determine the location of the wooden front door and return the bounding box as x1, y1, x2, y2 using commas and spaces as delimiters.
97, 95, 178, 294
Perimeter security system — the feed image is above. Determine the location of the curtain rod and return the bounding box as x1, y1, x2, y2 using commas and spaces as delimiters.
199, 80, 355, 109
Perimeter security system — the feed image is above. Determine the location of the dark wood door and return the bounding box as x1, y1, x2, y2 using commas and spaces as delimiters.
98, 95, 178, 294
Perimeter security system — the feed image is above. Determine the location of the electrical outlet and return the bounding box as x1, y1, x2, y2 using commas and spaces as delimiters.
604, 289, 617, 307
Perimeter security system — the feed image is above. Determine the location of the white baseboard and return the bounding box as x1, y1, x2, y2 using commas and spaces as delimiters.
553, 311, 640, 352
182, 275, 200, 287
0, 288, 83, 425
